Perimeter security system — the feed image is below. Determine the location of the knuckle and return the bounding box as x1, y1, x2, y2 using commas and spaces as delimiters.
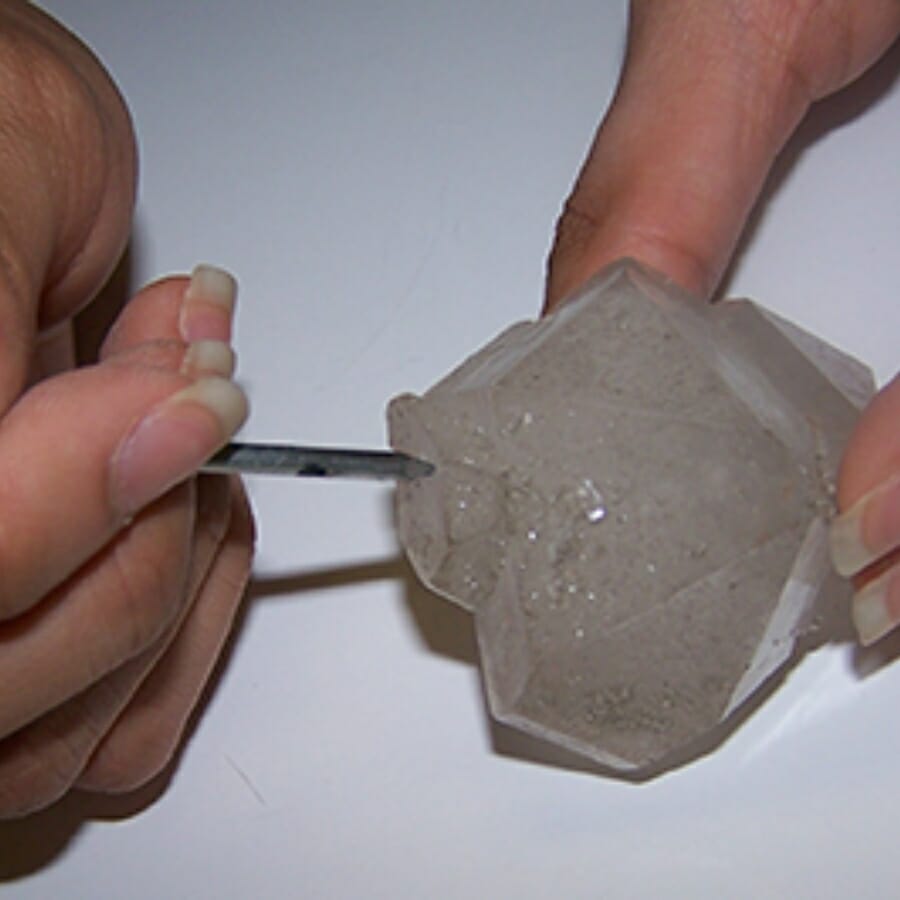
546, 197, 606, 310
0, 22, 99, 137
549, 192, 716, 304
0, 30, 103, 206
104, 337, 188, 372
0, 26, 55, 115
551, 198, 600, 265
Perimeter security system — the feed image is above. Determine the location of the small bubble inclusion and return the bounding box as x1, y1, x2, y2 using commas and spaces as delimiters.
577, 478, 607, 524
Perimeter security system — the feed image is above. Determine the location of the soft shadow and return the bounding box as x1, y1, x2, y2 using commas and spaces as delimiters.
717, 39, 900, 299
248, 556, 408, 602
377, 491, 479, 664
0, 552, 415, 881
0, 581, 232, 881
250, 554, 478, 664
401, 563, 479, 664
73, 241, 135, 365
0, 762, 175, 881
851, 624, 900, 678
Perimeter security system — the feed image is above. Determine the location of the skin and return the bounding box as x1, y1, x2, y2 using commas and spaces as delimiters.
0, 0, 896, 817
546, 1, 900, 641
0, 2, 253, 818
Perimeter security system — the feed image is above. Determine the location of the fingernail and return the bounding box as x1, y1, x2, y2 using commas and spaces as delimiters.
180, 265, 236, 343
830, 476, 900, 577
111, 377, 248, 515
852, 566, 900, 646
181, 340, 236, 378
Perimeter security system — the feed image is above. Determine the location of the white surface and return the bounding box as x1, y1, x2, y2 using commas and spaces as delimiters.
2, 3, 899, 897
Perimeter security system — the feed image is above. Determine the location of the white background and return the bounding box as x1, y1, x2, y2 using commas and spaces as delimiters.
2, 2, 898, 897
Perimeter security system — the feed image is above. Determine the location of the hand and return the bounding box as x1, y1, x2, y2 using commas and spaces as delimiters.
545, 0, 900, 643
0, 3, 253, 817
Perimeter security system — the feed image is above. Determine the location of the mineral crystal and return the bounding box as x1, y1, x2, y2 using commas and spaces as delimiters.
388, 259, 873, 772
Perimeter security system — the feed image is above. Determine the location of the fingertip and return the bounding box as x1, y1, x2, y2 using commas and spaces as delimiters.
830, 476, 900, 578
829, 504, 868, 578
180, 265, 237, 343
852, 564, 900, 647
76, 723, 177, 795
101, 265, 240, 364
78, 476, 255, 797
545, 204, 716, 314
181, 340, 236, 379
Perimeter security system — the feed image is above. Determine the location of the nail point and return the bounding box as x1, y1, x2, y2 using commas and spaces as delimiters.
186, 265, 237, 309
852, 571, 896, 647
829, 511, 867, 577
182, 340, 236, 378
175, 376, 249, 441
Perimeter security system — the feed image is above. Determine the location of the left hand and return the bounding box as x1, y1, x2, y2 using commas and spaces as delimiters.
0, 2, 255, 818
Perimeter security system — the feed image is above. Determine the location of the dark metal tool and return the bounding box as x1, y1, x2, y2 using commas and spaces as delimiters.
202, 441, 434, 481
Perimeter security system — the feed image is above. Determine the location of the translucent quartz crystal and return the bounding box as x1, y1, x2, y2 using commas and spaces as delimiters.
388, 260, 874, 772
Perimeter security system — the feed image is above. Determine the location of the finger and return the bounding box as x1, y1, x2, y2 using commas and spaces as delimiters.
829, 373, 900, 645
0, 2, 136, 408
0, 476, 233, 818
546, 1, 807, 308
545, 1, 900, 310
0, 268, 246, 621
100, 267, 236, 360
78, 478, 254, 794
0, 483, 194, 741
831, 476, 900, 578
0, 646, 165, 820
847, 555, 900, 649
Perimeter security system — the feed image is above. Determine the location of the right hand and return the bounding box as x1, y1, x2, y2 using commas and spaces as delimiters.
0, 2, 254, 817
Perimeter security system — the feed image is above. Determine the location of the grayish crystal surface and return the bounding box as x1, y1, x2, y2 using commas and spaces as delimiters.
388, 259, 874, 772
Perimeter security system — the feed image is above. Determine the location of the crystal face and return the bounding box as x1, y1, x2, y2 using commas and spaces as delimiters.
388, 260, 874, 772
